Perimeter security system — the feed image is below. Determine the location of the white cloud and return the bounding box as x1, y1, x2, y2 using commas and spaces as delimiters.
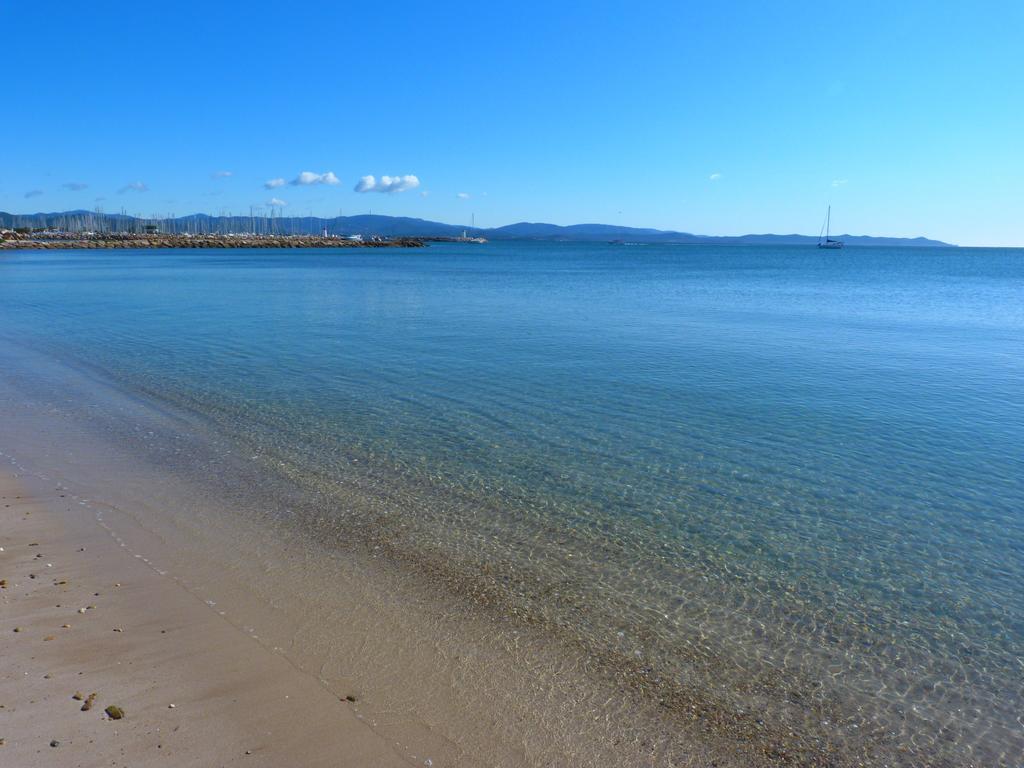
456, 192, 470, 199
354, 174, 420, 194
291, 171, 340, 186
832, 179, 848, 187
212, 170, 233, 179
709, 173, 721, 181
267, 197, 287, 207
264, 178, 286, 189
118, 181, 148, 193
24, 189, 43, 198
63, 182, 88, 191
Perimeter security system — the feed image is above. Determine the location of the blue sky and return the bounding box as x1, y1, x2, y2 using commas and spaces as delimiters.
2, 1, 1021, 245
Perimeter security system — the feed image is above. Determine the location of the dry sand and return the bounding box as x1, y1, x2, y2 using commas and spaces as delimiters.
0, 469, 413, 767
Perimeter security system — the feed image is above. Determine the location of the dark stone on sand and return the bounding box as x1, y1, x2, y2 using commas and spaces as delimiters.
104, 705, 125, 720
50, 740, 60, 747
344, 695, 357, 702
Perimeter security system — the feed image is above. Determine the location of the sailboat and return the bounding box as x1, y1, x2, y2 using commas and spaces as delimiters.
817, 205, 843, 249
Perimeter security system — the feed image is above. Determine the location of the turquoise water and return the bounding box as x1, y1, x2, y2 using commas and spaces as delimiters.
1, 243, 1022, 765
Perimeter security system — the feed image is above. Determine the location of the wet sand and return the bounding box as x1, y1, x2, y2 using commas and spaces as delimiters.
0, 469, 412, 767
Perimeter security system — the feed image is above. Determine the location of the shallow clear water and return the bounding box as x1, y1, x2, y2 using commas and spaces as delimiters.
1, 243, 1022, 765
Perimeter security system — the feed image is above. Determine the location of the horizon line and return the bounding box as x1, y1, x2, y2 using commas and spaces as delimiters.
0, 208, 977, 246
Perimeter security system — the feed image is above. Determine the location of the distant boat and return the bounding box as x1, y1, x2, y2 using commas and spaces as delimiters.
457, 230, 488, 243
818, 205, 843, 249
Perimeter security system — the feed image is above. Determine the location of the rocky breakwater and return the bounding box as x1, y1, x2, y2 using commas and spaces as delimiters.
0, 233, 425, 249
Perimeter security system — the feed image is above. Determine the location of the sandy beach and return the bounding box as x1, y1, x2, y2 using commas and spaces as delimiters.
0, 469, 413, 767
0, 339, 729, 768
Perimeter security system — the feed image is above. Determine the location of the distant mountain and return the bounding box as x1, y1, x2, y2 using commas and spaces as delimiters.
488, 222, 953, 247
0, 210, 955, 247
490, 222, 667, 239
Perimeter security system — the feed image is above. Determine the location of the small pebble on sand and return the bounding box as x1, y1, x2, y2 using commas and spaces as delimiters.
104, 705, 125, 720
50, 740, 60, 748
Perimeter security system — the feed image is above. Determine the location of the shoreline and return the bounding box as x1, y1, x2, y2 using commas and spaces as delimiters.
0, 467, 416, 767
0, 338, 754, 768
2, 269, 1017, 768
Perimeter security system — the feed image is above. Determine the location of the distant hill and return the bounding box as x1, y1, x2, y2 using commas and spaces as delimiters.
487, 222, 953, 247
0, 210, 954, 247
491, 222, 667, 239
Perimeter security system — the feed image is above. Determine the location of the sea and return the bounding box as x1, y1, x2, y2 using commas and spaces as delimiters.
1, 242, 1021, 766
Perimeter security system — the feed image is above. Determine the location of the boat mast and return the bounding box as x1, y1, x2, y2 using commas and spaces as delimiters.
826, 205, 831, 241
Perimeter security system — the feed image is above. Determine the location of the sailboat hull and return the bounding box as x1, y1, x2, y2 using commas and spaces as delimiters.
817, 206, 843, 248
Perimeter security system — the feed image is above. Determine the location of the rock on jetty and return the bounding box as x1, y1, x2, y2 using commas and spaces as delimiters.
0, 233, 425, 249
